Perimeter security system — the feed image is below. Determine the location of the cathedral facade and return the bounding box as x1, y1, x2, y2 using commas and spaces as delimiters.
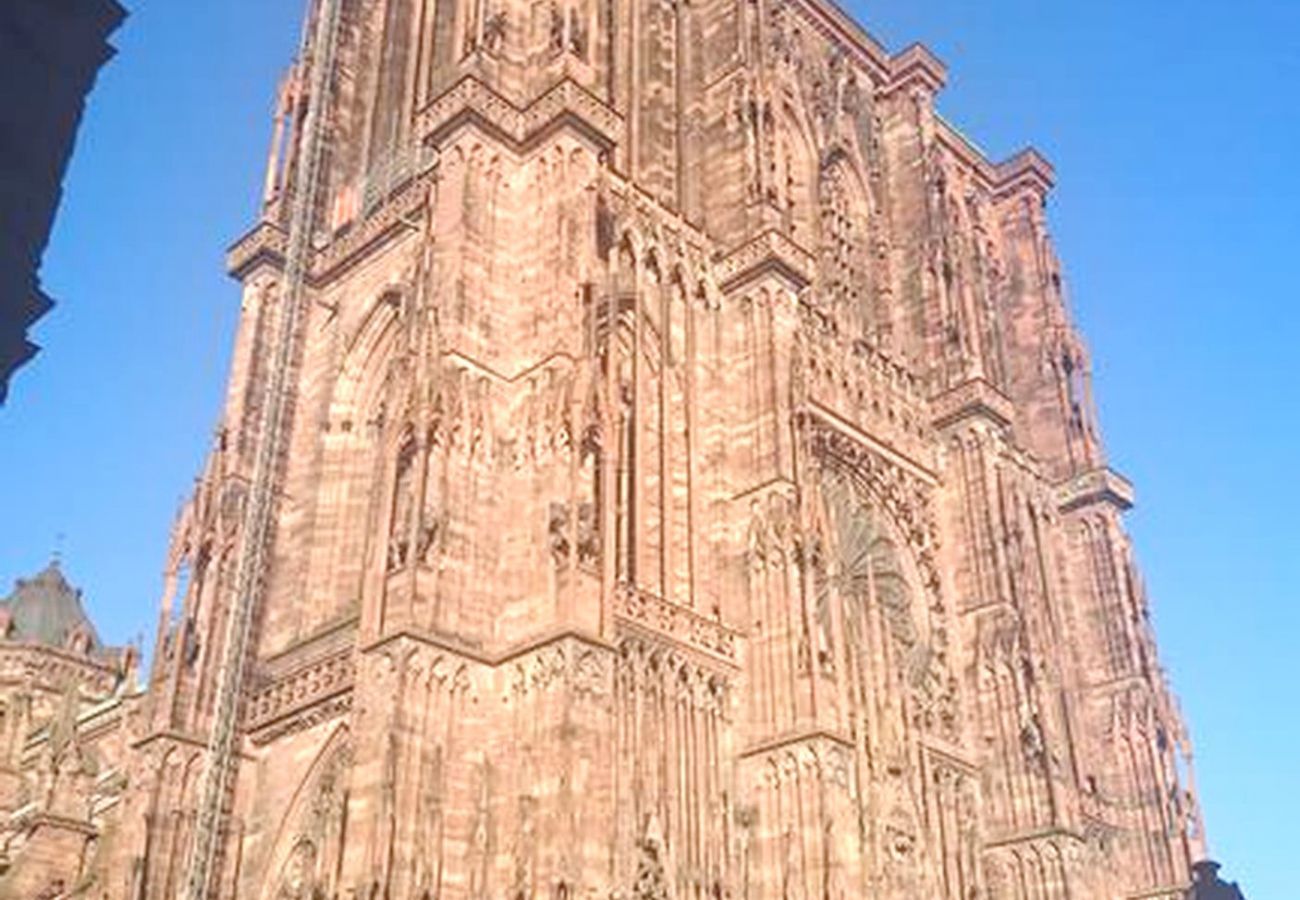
1, 0, 1208, 897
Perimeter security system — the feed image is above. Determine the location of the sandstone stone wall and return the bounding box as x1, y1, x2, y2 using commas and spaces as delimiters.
3, 0, 1204, 897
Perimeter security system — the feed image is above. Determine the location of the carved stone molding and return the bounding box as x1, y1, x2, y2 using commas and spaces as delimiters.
246, 647, 355, 742
741, 731, 855, 797
249, 693, 353, 747
715, 229, 815, 294
504, 635, 613, 703
1056, 467, 1135, 513
313, 168, 434, 282
993, 148, 1056, 201
931, 376, 1015, 431
884, 44, 947, 96
616, 633, 732, 715
417, 75, 623, 155
799, 325, 932, 463
0, 646, 119, 696
614, 585, 739, 666
226, 220, 287, 279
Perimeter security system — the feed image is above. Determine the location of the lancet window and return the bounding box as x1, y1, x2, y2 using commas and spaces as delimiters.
817, 162, 871, 335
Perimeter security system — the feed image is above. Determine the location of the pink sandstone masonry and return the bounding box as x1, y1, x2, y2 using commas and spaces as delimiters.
0, 0, 1205, 897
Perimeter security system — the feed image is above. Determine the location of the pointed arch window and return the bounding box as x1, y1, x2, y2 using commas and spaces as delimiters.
817, 162, 872, 333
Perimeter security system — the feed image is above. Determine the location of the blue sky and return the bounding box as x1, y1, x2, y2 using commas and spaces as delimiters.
1, 1, 1296, 895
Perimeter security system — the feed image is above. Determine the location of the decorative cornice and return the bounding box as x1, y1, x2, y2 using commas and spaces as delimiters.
130, 729, 211, 752
740, 728, 855, 759
362, 625, 614, 669
416, 75, 623, 155
738, 730, 855, 795
782, 0, 894, 83
715, 229, 815, 294
931, 121, 1056, 204
614, 585, 740, 667
921, 739, 981, 776
24, 811, 98, 837
931, 377, 1016, 431
885, 43, 948, 95
983, 825, 1085, 851
994, 148, 1056, 200
226, 220, 287, 280
259, 614, 358, 679
799, 325, 933, 466
802, 403, 938, 486
0, 645, 120, 697
248, 693, 352, 747
246, 646, 355, 742
1056, 466, 1135, 513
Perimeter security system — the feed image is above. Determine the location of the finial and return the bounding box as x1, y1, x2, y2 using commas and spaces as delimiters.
52, 532, 66, 567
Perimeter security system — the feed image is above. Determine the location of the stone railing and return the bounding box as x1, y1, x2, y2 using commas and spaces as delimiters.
930, 376, 1015, 431
0, 645, 120, 696
1056, 467, 1135, 513
225, 220, 287, 279
613, 585, 739, 665
416, 74, 623, 153
246, 645, 355, 740
800, 325, 932, 466
714, 229, 815, 294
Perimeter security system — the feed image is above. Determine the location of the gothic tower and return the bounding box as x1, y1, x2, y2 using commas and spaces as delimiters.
102, 0, 1203, 897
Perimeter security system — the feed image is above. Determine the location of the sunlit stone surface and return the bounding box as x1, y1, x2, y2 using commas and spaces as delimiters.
0, 0, 1209, 896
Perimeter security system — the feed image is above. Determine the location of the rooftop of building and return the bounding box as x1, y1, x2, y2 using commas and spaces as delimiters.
0, 558, 110, 657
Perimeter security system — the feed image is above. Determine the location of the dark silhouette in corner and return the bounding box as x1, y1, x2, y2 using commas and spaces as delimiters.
1187, 860, 1247, 899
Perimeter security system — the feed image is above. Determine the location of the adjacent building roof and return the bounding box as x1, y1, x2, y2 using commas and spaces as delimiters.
0, 559, 102, 651
0, 0, 126, 403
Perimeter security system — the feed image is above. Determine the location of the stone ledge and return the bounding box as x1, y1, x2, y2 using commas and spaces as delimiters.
739, 728, 854, 759
994, 148, 1056, 200
22, 811, 98, 837
885, 43, 948, 95
1056, 466, 1135, 513
258, 614, 359, 680
615, 585, 740, 666
931, 377, 1015, 430
983, 825, 1085, 851
715, 229, 815, 294
313, 170, 431, 282
245, 645, 355, 737
416, 74, 623, 154
226, 220, 287, 279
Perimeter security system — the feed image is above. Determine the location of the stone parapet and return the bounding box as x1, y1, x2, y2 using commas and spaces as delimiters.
931, 377, 1016, 431
0, 644, 119, 696
714, 229, 815, 294
1057, 466, 1136, 513
614, 585, 740, 667
802, 329, 933, 465
225, 220, 287, 280
246, 644, 355, 742
416, 74, 623, 154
